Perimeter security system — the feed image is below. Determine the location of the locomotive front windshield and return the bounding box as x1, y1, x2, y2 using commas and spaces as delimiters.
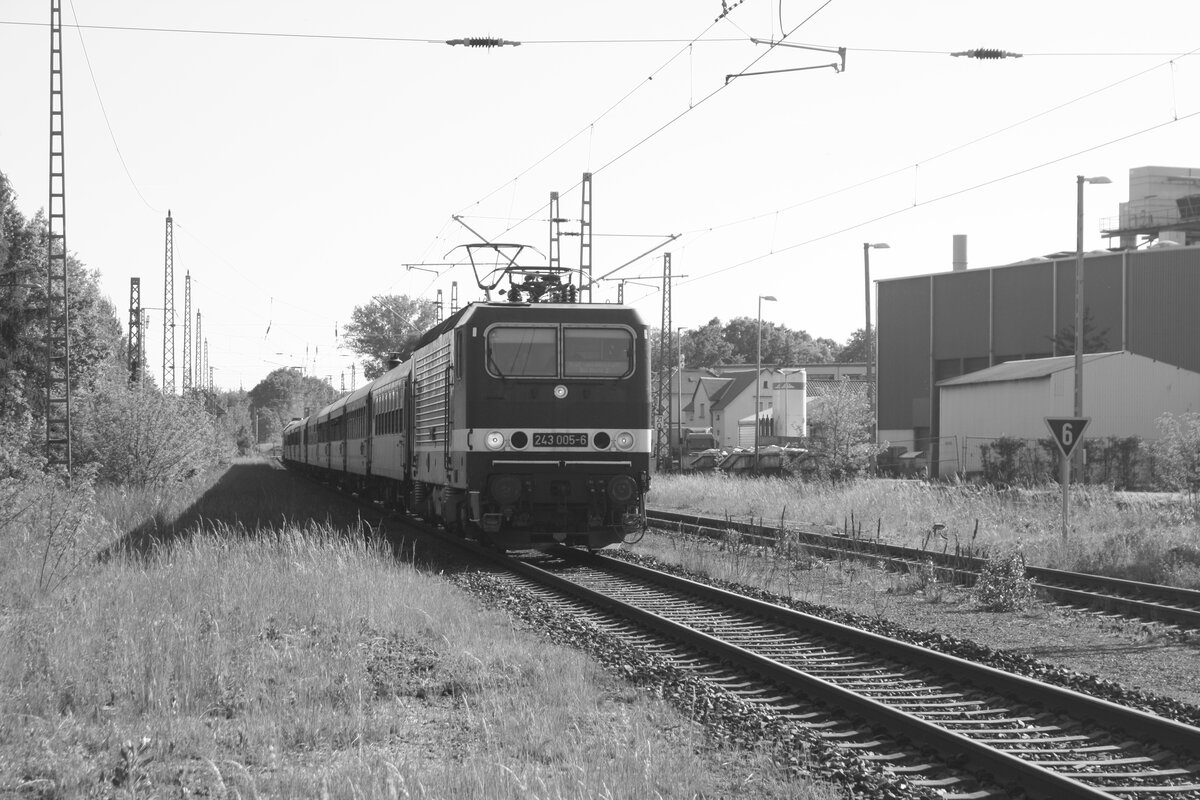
487, 325, 634, 379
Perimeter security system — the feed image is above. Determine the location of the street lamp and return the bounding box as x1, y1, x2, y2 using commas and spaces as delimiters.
755, 295, 777, 472
864, 242, 889, 471
1074, 176, 1110, 422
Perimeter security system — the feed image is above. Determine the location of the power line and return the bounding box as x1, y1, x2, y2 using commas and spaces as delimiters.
672, 46, 1200, 241
0, 19, 749, 46
447, 0, 840, 249
672, 110, 1200, 289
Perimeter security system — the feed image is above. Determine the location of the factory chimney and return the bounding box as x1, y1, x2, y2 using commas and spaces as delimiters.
952, 234, 968, 271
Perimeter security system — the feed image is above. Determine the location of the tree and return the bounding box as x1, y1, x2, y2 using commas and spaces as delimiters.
343, 295, 437, 379
683, 318, 735, 368
720, 317, 837, 366
806, 377, 874, 480
1049, 307, 1110, 356
1, 172, 124, 425
836, 327, 873, 363
248, 368, 338, 426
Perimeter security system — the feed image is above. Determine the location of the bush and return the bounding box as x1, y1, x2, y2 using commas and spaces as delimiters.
74, 374, 225, 486
1154, 412, 1200, 495
973, 550, 1035, 611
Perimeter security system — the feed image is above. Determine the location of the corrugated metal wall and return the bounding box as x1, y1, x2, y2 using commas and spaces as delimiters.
878, 245, 1200, 471
992, 262, 1054, 360
1128, 248, 1200, 373
877, 277, 930, 431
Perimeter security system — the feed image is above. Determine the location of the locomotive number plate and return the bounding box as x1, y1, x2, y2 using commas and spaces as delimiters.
533, 432, 589, 448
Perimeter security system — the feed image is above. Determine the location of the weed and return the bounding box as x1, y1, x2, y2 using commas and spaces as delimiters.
973, 551, 1035, 611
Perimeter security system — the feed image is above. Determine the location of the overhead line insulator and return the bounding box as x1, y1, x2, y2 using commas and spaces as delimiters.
445, 37, 521, 48
951, 48, 1023, 59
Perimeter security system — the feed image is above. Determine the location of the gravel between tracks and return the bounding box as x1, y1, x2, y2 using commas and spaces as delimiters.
610, 538, 1200, 722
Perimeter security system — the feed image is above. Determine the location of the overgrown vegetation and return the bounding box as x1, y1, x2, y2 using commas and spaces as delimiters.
973, 551, 1036, 611
649, 472, 1200, 589
0, 465, 835, 799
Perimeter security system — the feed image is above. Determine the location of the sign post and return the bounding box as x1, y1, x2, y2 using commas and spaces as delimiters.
1045, 416, 1090, 539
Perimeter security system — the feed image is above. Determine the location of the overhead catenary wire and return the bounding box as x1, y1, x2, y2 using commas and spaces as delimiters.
665, 110, 1200, 290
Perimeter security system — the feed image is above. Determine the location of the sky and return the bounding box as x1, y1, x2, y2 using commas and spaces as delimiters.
3, 1, 1199, 392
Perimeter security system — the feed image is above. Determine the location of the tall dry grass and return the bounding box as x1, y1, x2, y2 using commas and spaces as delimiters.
648, 473, 1200, 586
1, 462, 837, 799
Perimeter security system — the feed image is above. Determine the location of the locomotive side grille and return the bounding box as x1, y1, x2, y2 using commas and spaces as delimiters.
413, 337, 452, 442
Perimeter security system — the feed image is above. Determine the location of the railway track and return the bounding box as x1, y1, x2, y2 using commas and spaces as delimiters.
647, 508, 1200, 633
490, 546, 1200, 799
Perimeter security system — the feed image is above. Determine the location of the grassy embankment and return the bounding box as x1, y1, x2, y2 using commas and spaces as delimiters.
645, 473, 1200, 590
1, 459, 836, 799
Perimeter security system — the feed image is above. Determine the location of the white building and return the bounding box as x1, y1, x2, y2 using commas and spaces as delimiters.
937, 351, 1200, 477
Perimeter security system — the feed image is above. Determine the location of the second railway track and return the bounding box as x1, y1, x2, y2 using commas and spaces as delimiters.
647, 508, 1200, 633
489, 546, 1200, 799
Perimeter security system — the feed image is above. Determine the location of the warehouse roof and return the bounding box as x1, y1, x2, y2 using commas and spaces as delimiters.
936, 351, 1124, 386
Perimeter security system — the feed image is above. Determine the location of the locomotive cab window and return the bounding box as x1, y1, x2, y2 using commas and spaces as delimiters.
486, 326, 557, 377
563, 328, 633, 377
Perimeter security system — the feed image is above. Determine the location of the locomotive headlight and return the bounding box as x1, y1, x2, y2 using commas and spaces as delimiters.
485, 431, 506, 450
607, 475, 637, 503
554, 384, 568, 399
615, 431, 635, 451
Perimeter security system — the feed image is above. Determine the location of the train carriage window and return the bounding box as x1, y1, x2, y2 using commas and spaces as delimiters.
487, 327, 557, 377
563, 328, 633, 378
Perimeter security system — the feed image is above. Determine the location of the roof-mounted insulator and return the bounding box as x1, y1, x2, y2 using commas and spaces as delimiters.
446, 37, 522, 48
951, 48, 1023, 59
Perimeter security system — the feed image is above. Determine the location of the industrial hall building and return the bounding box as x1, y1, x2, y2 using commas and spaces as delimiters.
876, 166, 1200, 477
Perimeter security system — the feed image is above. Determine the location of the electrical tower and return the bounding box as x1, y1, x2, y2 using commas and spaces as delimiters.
45, 0, 72, 474
195, 309, 202, 390
450, 281, 459, 314
127, 278, 142, 386
653, 252, 673, 470
435, 289, 443, 324
203, 337, 209, 392
162, 211, 175, 395
579, 172, 592, 302
182, 271, 192, 392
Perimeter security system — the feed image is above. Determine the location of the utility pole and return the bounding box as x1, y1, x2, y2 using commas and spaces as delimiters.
162, 211, 175, 395
653, 253, 673, 470
127, 278, 142, 386
45, 0, 72, 475
195, 310, 202, 389
182, 271, 192, 392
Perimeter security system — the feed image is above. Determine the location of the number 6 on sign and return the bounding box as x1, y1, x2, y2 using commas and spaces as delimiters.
1045, 417, 1090, 459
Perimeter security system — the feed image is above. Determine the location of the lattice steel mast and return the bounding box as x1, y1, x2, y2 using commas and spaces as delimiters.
579, 172, 592, 301
194, 309, 202, 392
182, 271, 192, 392
653, 252, 673, 469
45, 0, 72, 473
162, 211, 175, 394
127, 278, 142, 386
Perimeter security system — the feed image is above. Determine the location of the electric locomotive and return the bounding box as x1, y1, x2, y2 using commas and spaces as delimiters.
408, 300, 652, 549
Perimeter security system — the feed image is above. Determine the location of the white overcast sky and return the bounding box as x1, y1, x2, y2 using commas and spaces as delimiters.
3, 1, 1199, 391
